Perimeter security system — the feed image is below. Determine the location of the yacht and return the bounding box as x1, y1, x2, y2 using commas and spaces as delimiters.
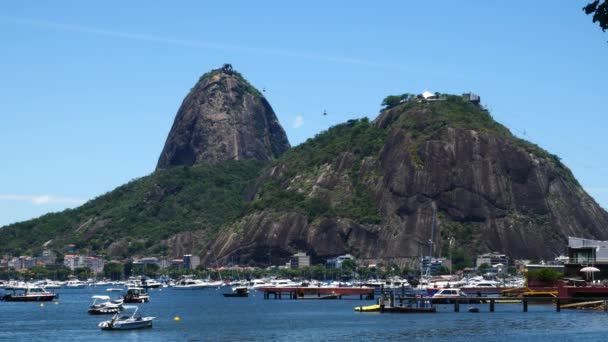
141, 279, 162, 289
1, 286, 57, 302
268, 279, 300, 288
172, 278, 208, 290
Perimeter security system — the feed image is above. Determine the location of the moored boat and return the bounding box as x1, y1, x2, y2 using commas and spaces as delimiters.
88, 295, 123, 315
123, 287, 150, 303
98, 305, 155, 330
173, 277, 208, 290
1, 286, 57, 302
223, 287, 248, 297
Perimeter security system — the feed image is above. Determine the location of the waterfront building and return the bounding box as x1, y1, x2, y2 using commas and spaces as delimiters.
133, 256, 170, 269
183, 254, 201, 270
0, 257, 8, 270
475, 252, 509, 269
84, 256, 105, 274
326, 254, 355, 269
564, 236, 608, 279
63, 254, 84, 270
422, 257, 451, 275
39, 249, 56, 264
290, 252, 310, 269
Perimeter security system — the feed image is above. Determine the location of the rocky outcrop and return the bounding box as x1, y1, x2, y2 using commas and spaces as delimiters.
156, 66, 290, 169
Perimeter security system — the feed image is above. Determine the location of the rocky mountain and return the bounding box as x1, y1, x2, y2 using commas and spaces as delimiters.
204, 96, 608, 266
156, 64, 290, 169
1, 69, 607, 268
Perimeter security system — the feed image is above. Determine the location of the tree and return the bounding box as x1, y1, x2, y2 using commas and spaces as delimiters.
340, 259, 356, 275
103, 262, 124, 280
73, 267, 93, 280
381, 93, 413, 109
584, 1, 608, 31
381, 95, 403, 109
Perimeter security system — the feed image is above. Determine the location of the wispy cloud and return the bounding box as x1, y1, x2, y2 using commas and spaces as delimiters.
0, 193, 85, 205
0, 16, 424, 73
292, 115, 304, 129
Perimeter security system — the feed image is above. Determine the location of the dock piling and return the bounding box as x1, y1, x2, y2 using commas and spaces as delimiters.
523, 299, 528, 312
454, 301, 460, 312
490, 299, 495, 312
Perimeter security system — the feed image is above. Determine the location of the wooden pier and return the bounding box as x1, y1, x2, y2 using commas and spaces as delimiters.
259, 286, 374, 300
390, 296, 608, 313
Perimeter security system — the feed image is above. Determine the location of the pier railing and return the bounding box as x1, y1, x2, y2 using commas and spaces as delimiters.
382, 296, 608, 313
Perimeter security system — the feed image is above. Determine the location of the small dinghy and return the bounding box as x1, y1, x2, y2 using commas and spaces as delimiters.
468, 306, 480, 313
98, 305, 155, 330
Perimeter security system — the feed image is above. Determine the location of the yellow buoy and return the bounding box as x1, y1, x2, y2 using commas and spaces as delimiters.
174, 316, 181, 322
40, 303, 44, 307
54, 301, 59, 305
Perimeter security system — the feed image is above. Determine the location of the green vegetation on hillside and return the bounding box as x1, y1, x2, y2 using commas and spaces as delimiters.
0, 160, 265, 257
251, 118, 386, 224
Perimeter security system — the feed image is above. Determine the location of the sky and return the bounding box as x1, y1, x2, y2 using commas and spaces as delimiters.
0, 1, 606, 227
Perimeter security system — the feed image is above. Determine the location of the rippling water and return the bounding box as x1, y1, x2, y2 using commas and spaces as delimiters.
1, 287, 607, 341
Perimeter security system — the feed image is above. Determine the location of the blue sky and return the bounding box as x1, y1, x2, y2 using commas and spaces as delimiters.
0, 1, 606, 227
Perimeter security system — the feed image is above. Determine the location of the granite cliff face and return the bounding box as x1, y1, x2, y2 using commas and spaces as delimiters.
156, 66, 290, 169
204, 98, 608, 266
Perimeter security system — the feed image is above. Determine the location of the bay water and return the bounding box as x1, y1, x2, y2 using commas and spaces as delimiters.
0, 287, 606, 341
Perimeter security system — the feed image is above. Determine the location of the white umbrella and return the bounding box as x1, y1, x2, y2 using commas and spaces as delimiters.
581, 266, 600, 282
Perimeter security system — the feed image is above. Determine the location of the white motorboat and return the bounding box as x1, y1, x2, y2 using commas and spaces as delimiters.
98, 305, 155, 330
92, 280, 112, 287
65, 280, 87, 289
141, 279, 162, 289
248, 279, 270, 289
268, 279, 301, 288
172, 278, 208, 290
431, 288, 469, 299
202, 279, 224, 288
34, 279, 62, 289
88, 295, 123, 315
